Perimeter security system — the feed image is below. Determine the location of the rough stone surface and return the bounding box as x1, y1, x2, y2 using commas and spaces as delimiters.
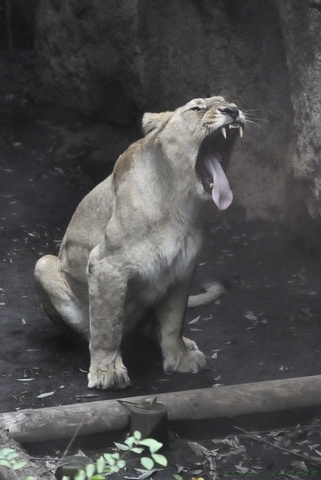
35, 0, 139, 125
33, 0, 321, 245
277, 1, 321, 244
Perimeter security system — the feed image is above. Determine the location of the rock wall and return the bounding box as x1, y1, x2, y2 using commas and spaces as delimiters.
34, 0, 321, 245
278, 1, 321, 245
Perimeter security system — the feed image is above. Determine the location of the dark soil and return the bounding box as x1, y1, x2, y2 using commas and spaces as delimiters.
1, 54, 321, 480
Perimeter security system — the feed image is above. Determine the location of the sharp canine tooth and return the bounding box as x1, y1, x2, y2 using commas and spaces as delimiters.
239, 125, 244, 138
221, 127, 227, 139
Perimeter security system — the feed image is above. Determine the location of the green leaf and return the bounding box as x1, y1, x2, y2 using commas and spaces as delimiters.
74, 470, 86, 480
117, 459, 126, 469
102, 466, 113, 474
11, 460, 27, 470
130, 447, 144, 454
139, 438, 163, 453
0, 459, 12, 468
140, 457, 154, 470
102, 453, 116, 466
133, 430, 142, 441
124, 436, 136, 448
152, 453, 168, 467
114, 442, 130, 451
96, 456, 106, 473
110, 464, 121, 473
6, 451, 19, 460
90, 476, 105, 480
173, 475, 183, 480
61, 476, 71, 480
85, 463, 96, 477
0, 448, 16, 456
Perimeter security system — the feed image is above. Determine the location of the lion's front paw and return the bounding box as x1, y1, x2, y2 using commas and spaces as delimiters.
87, 361, 131, 390
163, 347, 208, 374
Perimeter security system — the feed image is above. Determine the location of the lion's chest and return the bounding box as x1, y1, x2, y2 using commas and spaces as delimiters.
127, 226, 201, 307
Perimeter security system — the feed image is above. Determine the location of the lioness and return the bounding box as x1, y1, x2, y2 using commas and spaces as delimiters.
35, 96, 245, 390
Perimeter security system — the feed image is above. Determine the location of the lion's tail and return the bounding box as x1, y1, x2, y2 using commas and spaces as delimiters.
187, 281, 225, 308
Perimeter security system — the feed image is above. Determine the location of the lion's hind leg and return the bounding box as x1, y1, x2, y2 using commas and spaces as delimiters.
34, 255, 90, 341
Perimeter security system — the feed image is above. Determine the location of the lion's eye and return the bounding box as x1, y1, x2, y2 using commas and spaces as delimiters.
190, 106, 203, 112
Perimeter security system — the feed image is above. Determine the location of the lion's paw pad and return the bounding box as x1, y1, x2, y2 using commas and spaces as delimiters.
164, 348, 208, 374
87, 365, 130, 390
177, 349, 208, 373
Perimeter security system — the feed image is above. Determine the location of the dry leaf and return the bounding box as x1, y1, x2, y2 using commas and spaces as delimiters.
188, 315, 201, 324
291, 460, 308, 471
235, 464, 249, 473
37, 391, 55, 398
188, 442, 212, 457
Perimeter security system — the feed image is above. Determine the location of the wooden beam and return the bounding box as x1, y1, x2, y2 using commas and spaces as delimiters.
1, 375, 321, 444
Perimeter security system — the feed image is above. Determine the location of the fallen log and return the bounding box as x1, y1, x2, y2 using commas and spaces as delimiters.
1, 375, 321, 444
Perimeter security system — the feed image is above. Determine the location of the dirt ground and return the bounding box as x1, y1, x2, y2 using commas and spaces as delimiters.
1, 56, 321, 479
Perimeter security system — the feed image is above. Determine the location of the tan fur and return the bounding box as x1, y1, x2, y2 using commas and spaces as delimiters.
35, 96, 244, 390
142, 111, 173, 134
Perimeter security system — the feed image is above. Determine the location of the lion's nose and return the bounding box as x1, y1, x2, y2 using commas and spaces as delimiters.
219, 104, 239, 120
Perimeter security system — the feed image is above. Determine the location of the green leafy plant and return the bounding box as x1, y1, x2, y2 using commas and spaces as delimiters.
69, 452, 126, 479
0, 431, 167, 480
0, 447, 27, 470
69, 430, 168, 479
115, 430, 168, 471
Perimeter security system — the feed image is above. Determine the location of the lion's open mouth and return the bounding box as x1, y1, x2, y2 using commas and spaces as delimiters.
221, 122, 244, 140
196, 121, 244, 211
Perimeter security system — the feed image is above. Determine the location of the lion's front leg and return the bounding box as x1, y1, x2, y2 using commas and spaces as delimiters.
155, 281, 208, 374
87, 251, 130, 390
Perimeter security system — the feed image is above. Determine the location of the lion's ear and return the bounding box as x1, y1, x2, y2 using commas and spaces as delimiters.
142, 111, 173, 135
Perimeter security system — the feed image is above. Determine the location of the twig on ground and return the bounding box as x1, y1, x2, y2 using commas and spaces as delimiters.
234, 426, 321, 469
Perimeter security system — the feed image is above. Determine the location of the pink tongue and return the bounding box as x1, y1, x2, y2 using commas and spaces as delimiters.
204, 156, 233, 211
